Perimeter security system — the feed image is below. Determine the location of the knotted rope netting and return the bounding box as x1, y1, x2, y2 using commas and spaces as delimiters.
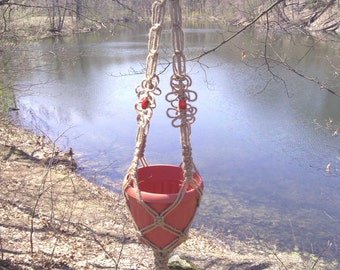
123, 1, 203, 269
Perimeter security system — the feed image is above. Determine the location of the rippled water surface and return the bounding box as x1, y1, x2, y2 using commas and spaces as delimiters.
10, 24, 340, 260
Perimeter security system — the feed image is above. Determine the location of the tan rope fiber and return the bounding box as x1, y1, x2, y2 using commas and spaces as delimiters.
123, 0, 166, 200
123, 0, 203, 269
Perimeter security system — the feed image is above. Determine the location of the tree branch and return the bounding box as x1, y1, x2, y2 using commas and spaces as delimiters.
191, 0, 285, 61
112, 0, 138, 15
262, 11, 290, 96
0, 0, 9, 6
267, 48, 340, 97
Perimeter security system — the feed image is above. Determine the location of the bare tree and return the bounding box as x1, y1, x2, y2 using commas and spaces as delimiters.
47, 0, 68, 32
189, 0, 339, 97
75, 0, 82, 24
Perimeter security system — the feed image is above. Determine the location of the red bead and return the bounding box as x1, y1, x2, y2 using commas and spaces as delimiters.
141, 99, 149, 109
179, 99, 187, 110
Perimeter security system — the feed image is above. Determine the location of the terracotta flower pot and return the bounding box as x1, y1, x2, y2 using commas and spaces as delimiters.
125, 164, 203, 249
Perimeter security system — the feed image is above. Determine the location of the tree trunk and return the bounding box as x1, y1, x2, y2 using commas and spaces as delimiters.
76, 0, 82, 26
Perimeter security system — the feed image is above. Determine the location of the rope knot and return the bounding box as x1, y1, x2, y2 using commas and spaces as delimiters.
154, 215, 165, 226
179, 232, 188, 242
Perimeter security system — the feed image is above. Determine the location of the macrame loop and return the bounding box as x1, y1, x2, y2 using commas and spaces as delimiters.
123, 1, 203, 269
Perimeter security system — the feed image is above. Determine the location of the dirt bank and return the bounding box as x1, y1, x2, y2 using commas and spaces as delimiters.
0, 116, 338, 269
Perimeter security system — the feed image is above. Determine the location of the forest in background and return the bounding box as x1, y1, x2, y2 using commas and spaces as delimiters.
0, 0, 339, 39
0, 0, 339, 113
0, 3, 339, 268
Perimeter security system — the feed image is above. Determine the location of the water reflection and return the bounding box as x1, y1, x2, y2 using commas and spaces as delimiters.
10, 25, 340, 260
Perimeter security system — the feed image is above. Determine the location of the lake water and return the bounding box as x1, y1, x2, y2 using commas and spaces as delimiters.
8, 24, 340, 260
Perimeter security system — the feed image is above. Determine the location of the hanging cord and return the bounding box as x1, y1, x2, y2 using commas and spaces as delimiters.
166, 0, 201, 192
123, 1, 203, 269
122, 3, 170, 257
123, 0, 166, 198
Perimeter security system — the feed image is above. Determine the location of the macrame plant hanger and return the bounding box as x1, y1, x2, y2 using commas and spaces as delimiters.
123, 0, 204, 269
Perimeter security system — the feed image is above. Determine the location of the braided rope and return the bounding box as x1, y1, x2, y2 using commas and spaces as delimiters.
123, 1, 203, 269
122, 0, 166, 198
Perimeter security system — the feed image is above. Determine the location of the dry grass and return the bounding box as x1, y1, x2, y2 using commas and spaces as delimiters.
0, 117, 338, 269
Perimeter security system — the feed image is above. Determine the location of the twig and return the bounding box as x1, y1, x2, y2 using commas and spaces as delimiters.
268, 51, 340, 97
29, 127, 73, 254
311, 241, 333, 270
263, 12, 290, 97
0, 233, 3, 260
112, 0, 138, 15
190, 0, 285, 61
30, 169, 49, 254
47, 190, 77, 266
249, 227, 289, 270
74, 222, 124, 269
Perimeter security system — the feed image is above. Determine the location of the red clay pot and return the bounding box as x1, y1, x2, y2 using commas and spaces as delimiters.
125, 164, 203, 249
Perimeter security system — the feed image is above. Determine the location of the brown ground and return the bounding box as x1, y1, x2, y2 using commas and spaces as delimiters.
0, 116, 338, 270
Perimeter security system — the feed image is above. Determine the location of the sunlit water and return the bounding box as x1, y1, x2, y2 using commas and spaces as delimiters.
8, 24, 340, 260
